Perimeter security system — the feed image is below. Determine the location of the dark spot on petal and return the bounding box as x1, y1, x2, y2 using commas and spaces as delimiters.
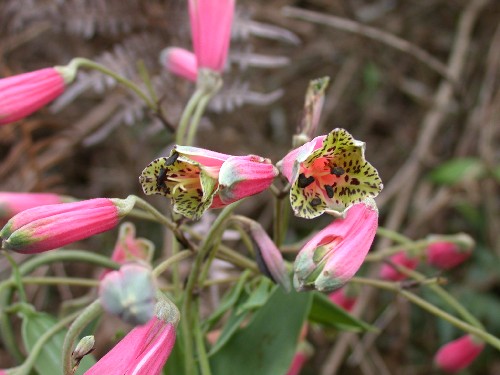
310, 197, 322, 206
165, 152, 179, 166
331, 166, 345, 177
324, 185, 334, 198
298, 173, 315, 188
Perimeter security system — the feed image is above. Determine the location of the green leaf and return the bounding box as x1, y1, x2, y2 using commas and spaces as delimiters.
21, 310, 96, 375
236, 277, 273, 315
208, 308, 248, 357
308, 292, 376, 332
204, 271, 250, 330
210, 287, 312, 375
427, 158, 485, 185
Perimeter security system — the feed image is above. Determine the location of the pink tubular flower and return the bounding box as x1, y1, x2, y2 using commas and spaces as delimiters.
0, 67, 74, 125
425, 234, 474, 270
139, 145, 278, 220
189, 0, 235, 72
379, 251, 419, 281
100, 222, 154, 279
294, 199, 378, 292
278, 128, 383, 219
328, 287, 357, 312
0, 192, 63, 223
85, 298, 179, 375
434, 335, 484, 373
0, 196, 135, 254
160, 47, 198, 82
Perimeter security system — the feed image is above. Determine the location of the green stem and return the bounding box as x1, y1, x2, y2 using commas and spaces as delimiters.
68, 58, 156, 109
350, 277, 500, 351
176, 88, 205, 144
194, 300, 212, 375
132, 197, 177, 231
62, 300, 103, 375
0, 250, 117, 363
185, 93, 212, 146
376, 227, 413, 244
181, 203, 239, 375
9, 309, 82, 375
153, 250, 193, 277
3, 252, 27, 303
21, 276, 99, 288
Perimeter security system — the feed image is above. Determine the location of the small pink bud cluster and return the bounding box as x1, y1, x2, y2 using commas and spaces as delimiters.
434, 335, 484, 373
379, 251, 419, 281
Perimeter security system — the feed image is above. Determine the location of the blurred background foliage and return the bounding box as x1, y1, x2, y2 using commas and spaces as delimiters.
0, 0, 499, 374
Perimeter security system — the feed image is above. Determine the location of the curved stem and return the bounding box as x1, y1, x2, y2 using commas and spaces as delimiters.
153, 250, 193, 277
350, 277, 500, 351
132, 197, 177, 231
68, 58, 156, 109
185, 93, 212, 146
194, 300, 212, 375
3, 252, 27, 303
62, 300, 103, 375
376, 227, 413, 244
21, 276, 99, 288
176, 88, 205, 145
9, 309, 82, 375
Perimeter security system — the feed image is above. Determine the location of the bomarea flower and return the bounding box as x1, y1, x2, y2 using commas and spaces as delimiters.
189, 0, 235, 73
379, 251, 419, 281
434, 335, 484, 373
85, 297, 179, 375
425, 233, 474, 270
0, 65, 77, 125
0, 197, 135, 254
294, 199, 378, 292
278, 128, 383, 219
99, 263, 157, 326
139, 146, 278, 220
160, 47, 198, 82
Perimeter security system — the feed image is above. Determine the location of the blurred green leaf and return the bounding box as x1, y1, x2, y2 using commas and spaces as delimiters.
210, 286, 312, 375
309, 292, 376, 332
208, 307, 248, 357
236, 277, 273, 315
21, 310, 95, 375
427, 157, 485, 185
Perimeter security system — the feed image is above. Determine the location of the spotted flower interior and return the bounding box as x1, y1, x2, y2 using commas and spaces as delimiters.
139, 152, 218, 220
290, 129, 383, 219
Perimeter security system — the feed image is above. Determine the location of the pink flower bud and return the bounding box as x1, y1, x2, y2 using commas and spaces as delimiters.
160, 47, 198, 82
140, 146, 277, 220
294, 199, 379, 292
379, 251, 419, 281
189, 0, 234, 73
85, 297, 179, 375
426, 234, 474, 270
245, 219, 290, 292
328, 287, 357, 312
434, 335, 484, 373
99, 263, 157, 326
0, 192, 63, 223
0, 197, 134, 253
0, 67, 73, 125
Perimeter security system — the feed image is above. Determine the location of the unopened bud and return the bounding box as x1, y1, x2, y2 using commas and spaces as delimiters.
99, 263, 157, 326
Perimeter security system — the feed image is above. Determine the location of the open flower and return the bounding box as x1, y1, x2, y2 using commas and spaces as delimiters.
189, 0, 235, 73
85, 297, 179, 375
0, 197, 134, 253
278, 128, 383, 219
379, 251, 419, 281
0, 66, 76, 125
160, 47, 198, 82
434, 335, 484, 373
139, 146, 278, 220
294, 199, 378, 292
